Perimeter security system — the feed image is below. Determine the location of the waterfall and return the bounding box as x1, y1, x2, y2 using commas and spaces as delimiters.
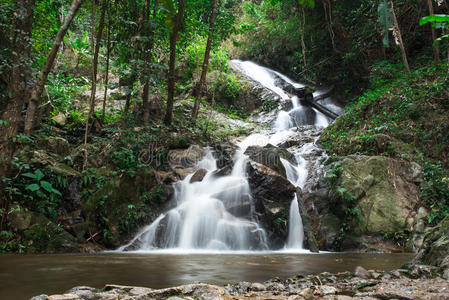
119, 60, 341, 253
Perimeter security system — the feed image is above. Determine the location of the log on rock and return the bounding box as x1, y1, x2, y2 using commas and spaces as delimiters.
293, 86, 339, 120
296, 188, 319, 253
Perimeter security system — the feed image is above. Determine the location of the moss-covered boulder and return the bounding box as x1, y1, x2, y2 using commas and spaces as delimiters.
81, 169, 167, 248
339, 155, 420, 234
8, 206, 80, 253
304, 155, 423, 251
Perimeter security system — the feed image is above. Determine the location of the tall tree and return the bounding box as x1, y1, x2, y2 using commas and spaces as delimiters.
390, 1, 410, 72
164, 0, 185, 126
192, 0, 218, 119
101, 5, 112, 122
83, 0, 107, 170
24, 0, 85, 134
0, 0, 36, 229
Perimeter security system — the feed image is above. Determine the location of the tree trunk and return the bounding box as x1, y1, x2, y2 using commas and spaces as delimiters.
142, 0, 158, 124
390, 1, 410, 72
192, 0, 218, 119
101, 7, 111, 122
427, 0, 440, 65
124, 3, 147, 116
164, 0, 185, 126
83, 0, 107, 170
24, 0, 84, 134
299, 7, 307, 68
0, 0, 36, 230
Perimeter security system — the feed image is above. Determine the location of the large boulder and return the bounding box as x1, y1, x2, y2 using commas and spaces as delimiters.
8, 206, 81, 253
303, 155, 423, 252
244, 144, 296, 178
247, 161, 296, 248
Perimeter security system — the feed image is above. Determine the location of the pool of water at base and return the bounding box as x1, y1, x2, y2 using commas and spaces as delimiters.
0, 252, 414, 299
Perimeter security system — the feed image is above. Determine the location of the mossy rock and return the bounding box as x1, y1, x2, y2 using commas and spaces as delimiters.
82, 169, 166, 248
414, 215, 449, 268
332, 155, 420, 236
9, 207, 80, 253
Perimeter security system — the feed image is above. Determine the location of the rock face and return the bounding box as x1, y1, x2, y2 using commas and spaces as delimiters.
303, 155, 423, 251
167, 145, 204, 180
247, 160, 296, 248
414, 215, 449, 276
245, 143, 296, 178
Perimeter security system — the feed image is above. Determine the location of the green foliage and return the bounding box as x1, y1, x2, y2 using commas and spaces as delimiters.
420, 14, 449, 45
420, 162, 449, 225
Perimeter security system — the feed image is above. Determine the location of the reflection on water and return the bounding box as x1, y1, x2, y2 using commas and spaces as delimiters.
0, 253, 413, 299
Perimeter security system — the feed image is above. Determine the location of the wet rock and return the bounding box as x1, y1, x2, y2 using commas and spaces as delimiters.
245, 143, 296, 178
211, 142, 238, 169
247, 161, 296, 247
190, 168, 207, 183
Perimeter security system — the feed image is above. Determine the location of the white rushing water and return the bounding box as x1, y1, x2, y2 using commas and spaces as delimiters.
119, 60, 341, 253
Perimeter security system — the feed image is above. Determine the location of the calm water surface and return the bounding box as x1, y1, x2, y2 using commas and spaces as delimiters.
0, 252, 414, 299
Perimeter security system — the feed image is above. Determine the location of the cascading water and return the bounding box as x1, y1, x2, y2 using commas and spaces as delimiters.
119, 60, 341, 253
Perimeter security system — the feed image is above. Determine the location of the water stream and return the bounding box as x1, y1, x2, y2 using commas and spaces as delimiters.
119, 60, 342, 253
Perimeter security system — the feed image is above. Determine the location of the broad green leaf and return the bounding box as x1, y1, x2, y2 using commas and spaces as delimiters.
419, 14, 449, 26
26, 184, 40, 192
40, 181, 53, 193
434, 34, 449, 46
22, 172, 37, 180
35, 169, 45, 181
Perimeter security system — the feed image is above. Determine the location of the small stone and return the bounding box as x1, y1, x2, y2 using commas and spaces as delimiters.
299, 288, 314, 300
355, 266, 370, 279
390, 270, 401, 278
370, 271, 382, 279
30, 295, 48, 300
250, 282, 266, 291
129, 287, 152, 296
335, 296, 354, 300
442, 268, 449, 280
47, 294, 82, 300
167, 297, 186, 300
320, 285, 338, 295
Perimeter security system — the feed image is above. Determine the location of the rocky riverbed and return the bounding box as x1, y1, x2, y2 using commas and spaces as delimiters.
31, 264, 449, 300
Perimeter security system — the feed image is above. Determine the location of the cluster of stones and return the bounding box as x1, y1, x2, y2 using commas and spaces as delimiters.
32, 265, 449, 300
